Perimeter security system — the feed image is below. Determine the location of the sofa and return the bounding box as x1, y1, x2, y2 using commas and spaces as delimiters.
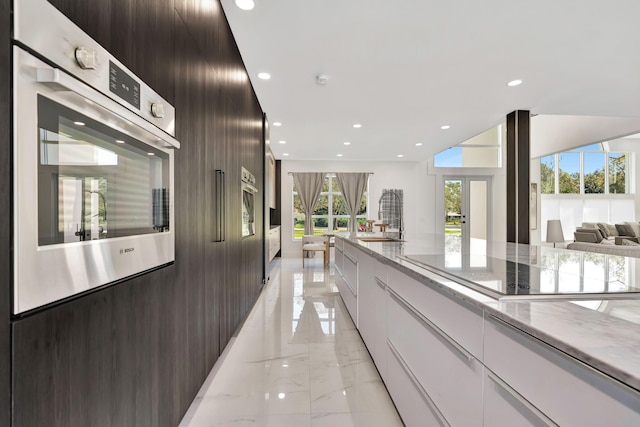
568, 221, 640, 257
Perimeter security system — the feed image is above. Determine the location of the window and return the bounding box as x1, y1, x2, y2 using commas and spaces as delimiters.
292, 175, 368, 239
540, 144, 629, 195
558, 152, 580, 194
609, 153, 627, 194
434, 124, 502, 168
540, 155, 555, 194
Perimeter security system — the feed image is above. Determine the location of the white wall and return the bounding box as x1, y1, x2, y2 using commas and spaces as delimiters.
531, 115, 640, 158
280, 160, 425, 257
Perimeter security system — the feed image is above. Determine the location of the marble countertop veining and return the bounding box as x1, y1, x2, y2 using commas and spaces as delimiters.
335, 232, 640, 393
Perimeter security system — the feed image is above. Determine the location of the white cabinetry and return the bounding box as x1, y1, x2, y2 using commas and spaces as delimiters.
268, 226, 280, 262
386, 281, 483, 426
386, 338, 447, 427
387, 267, 484, 359
373, 260, 388, 380
338, 244, 359, 322
484, 316, 640, 427
333, 237, 640, 427
356, 250, 375, 344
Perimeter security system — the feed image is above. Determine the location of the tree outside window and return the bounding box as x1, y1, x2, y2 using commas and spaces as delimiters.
540, 156, 555, 194
539, 145, 629, 195
609, 153, 627, 194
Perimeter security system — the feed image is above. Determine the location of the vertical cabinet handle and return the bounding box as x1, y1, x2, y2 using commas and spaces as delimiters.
214, 170, 225, 242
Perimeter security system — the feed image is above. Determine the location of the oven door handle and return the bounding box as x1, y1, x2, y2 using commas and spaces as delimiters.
36, 67, 180, 149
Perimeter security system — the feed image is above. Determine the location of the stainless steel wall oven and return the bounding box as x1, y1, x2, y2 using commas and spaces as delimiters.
13, 0, 180, 314
241, 167, 258, 237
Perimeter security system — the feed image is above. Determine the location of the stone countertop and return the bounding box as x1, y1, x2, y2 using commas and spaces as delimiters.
335, 232, 640, 393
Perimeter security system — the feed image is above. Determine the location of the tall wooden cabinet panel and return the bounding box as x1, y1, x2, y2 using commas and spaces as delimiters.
0, 0, 10, 423
174, 12, 208, 409
202, 76, 220, 371
132, 0, 175, 103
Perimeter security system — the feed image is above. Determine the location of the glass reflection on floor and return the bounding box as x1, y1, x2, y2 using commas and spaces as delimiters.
291, 268, 339, 343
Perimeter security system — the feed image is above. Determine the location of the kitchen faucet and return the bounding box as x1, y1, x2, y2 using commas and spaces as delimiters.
378, 191, 403, 240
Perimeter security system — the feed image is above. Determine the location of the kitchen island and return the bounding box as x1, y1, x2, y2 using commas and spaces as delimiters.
334, 233, 640, 426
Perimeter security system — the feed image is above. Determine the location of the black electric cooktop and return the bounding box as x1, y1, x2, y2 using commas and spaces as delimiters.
399, 253, 640, 300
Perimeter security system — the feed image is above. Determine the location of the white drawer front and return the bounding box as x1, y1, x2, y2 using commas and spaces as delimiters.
334, 246, 344, 275
484, 369, 557, 427
485, 316, 640, 426
374, 258, 388, 284
335, 272, 357, 322
387, 267, 484, 359
387, 288, 483, 427
373, 274, 388, 380
386, 339, 447, 427
343, 250, 358, 297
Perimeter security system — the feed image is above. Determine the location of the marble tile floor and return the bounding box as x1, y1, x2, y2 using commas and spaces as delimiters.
180, 257, 403, 427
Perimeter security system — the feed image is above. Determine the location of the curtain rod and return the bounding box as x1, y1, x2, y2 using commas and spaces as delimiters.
287, 172, 374, 175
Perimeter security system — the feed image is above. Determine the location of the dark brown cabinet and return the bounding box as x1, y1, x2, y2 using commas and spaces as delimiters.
4, 1, 266, 425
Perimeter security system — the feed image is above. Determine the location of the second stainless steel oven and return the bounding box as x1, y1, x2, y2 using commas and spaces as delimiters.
241, 167, 258, 237
13, 0, 180, 314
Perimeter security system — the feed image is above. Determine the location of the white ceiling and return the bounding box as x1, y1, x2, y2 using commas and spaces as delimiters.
220, 0, 640, 162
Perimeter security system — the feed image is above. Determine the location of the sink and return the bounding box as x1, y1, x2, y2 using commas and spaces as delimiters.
358, 237, 397, 242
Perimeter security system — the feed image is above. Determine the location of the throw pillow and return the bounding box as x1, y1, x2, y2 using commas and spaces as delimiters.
575, 227, 603, 243
606, 224, 619, 236
622, 239, 640, 246
615, 223, 635, 237
625, 222, 640, 237
596, 223, 610, 239
600, 239, 614, 245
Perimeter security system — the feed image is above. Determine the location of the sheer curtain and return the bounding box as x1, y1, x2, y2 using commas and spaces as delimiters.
336, 173, 370, 232
292, 172, 325, 235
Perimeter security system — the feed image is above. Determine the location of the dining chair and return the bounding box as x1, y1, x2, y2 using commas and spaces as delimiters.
302, 235, 329, 267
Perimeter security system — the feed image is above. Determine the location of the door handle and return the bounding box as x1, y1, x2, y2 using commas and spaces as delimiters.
214, 170, 225, 242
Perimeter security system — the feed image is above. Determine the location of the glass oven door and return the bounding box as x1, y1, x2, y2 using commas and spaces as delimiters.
38, 95, 170, 245
242, 183, 256, 237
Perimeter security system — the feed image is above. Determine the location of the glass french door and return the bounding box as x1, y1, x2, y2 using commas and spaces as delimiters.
444, 177, 490, 240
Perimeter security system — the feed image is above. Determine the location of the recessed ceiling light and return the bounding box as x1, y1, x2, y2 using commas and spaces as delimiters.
337, 154, 343, 157
273, 122, 282, 127
116, 139, 125, 144
397, 154, 404, 158
415, 143, 423, 146
353, 124, 362, 128
507, 79, 522, 87
282, 153, 289, 156
147, 152, 155, 156
279, 140, 286, 144
344, 142, 351, 145
258, 72, 271, 80
441, 125, 450, 130
74, 121, 85, 126
235, 0, 255, 11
